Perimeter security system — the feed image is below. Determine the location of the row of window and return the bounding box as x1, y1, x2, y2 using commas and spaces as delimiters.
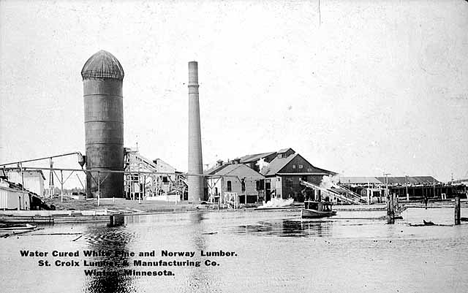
225, 177, 306, 191
225, 180, 246, 192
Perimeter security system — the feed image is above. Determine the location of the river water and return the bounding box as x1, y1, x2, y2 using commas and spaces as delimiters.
1, 207, 467, 293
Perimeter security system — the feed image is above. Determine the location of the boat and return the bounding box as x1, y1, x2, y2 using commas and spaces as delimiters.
0, 223, 37, 237
301, 201, 337, 218
0, 223, 37, 231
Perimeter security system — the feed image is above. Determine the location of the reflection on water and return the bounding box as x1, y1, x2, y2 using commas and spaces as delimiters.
1, 208, 468, 293
84, 226, 135, 293
237, 219, 333, 237
185, 212, 214, 293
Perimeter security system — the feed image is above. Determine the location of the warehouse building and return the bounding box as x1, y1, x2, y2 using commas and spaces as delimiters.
205, 160, 264, 205
4, 168, 45, 197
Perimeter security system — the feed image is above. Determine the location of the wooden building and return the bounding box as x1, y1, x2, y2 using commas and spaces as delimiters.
5, 168, 45, 197
205, 162, 264, 204
259, 148, 335, 201
238, 151, 278, 172
124, 148, 186, 200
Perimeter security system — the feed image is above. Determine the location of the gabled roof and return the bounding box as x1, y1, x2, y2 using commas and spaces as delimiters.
204, 164, 230, 176
238, 151, 276, 164
208, 164, 264, 179
278, 148, 294, 154
152, 158, 176, 172
260, 153, 335, 177
260, 153, 297, 176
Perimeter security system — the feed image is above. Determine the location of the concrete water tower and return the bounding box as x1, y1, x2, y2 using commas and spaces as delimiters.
81, 50, 125, 198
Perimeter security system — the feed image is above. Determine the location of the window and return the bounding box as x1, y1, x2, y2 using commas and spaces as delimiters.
286, 178, 293, 188
256, 179, 265, 190
227, 181, 232, 192
299, 165, 303, 169
292, 165, 296, 169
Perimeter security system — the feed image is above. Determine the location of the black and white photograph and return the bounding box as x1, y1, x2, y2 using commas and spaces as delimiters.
1, 0, 467, 292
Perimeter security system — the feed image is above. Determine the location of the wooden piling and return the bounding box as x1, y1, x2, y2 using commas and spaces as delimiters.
387, 193, 395, 224
109, 214, 125, 227
455, 196, 461, 225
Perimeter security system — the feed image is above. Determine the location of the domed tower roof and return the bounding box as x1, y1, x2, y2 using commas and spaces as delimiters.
81, 50, 124, 81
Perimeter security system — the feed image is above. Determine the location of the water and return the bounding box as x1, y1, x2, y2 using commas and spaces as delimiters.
1, 208, 467, 293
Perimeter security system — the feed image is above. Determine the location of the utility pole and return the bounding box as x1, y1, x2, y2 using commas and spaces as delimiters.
405, 175, 409, 201
383, 173, 393, 224
97, 171, 101, 206
60, 170, 64, 203
383, 173, 391, 203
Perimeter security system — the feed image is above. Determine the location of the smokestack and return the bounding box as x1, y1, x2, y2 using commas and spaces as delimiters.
81, 50, 125, 198
188, 61, 204, 202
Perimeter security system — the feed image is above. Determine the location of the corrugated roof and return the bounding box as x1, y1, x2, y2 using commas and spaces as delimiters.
81, 50, 125, 80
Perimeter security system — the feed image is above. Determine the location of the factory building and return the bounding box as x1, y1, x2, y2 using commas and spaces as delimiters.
238, 151, 278, 172
210, 148, 336, 203
124, 148, 187, 201
205, 160, 264, 205
258, 148, 336, 201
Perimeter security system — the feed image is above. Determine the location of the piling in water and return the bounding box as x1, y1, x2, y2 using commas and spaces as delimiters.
455, 196, 461, 225
109, 214, 125, 227
387, 193, 395, 224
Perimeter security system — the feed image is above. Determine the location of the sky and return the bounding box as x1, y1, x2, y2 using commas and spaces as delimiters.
1, 0, 467, 188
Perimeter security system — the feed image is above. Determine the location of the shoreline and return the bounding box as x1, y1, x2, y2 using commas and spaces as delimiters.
1, 197, 466, 224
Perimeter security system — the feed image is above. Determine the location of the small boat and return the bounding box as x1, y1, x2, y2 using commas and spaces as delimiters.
0, 223, 37, 237
0, 223, 36, 231
301, 201, 337, 218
